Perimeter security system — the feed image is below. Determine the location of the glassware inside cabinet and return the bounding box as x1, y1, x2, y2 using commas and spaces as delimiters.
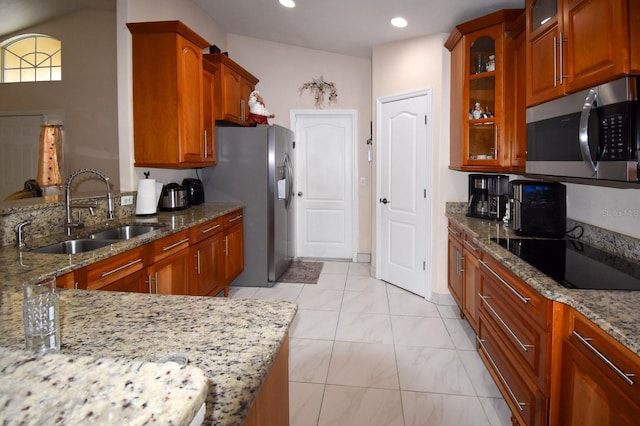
531, 0, 557, 32
468, 74, 496, 160
469, 36, 495, 75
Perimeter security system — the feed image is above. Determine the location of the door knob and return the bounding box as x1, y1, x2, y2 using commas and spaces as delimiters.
379, 198, 390, 204
297, 192, 303, 197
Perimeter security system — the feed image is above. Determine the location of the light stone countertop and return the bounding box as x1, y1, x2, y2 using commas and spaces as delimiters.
446, 211, 640, 357
0, 347, 208, 425
0, 203, 298, 425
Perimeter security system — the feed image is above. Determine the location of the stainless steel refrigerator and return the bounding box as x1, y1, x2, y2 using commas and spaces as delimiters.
201, 124, 294, 287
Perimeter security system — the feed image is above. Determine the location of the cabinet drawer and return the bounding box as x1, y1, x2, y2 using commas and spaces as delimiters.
151, 231, 190, 263
221, 210, 243, 229
478, 315, 547, 426
479, 254, 549, 327
86, 247, 146, 290
479, 279, 550, 390
567, 308, 640, 404
191, 217, 223, 243
447, 220, 463, 242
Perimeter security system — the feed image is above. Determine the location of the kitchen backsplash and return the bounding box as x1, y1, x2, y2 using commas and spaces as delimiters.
0, 192, 136, 247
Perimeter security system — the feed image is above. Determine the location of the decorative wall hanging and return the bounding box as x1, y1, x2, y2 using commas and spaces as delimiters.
299, 75, 338, 108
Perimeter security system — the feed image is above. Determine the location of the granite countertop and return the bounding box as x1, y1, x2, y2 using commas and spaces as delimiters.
0, 347, 208, 425
0, 288, 297, 425
0, 203, 244, 288
446, 211, 640, 357
0, 203, 298, 425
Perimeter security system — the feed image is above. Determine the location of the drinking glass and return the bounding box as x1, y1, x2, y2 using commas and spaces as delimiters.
22, 277, 60, 353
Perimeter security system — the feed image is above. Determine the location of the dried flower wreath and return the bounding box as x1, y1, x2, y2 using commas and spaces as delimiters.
299, 76, 338, 108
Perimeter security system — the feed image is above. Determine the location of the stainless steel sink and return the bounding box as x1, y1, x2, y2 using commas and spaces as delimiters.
88, 224, 163, 240
31, 239, 115, 254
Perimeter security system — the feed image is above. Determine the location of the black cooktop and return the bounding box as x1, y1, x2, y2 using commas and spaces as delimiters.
491, 238, 640, 290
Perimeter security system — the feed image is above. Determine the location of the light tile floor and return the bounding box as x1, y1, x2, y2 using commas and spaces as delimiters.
228, 261, 512, 426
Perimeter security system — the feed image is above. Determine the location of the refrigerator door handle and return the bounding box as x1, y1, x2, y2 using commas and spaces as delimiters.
284, 153, 294, 208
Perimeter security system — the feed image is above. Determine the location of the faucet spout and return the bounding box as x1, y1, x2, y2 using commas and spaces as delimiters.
65, 168, 115, 235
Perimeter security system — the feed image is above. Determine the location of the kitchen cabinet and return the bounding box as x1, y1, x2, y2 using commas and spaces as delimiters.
75, 246, 146, 291
148, 230, 191, 295
525, 0, 640, 107
551, 305, 640, 426
190, 217, 224, 297
221, 211, 244, 285
127, 21, 216, 168
445, 9, 526, 173
56, 271, 78, 289
446, 220, 481, 333
202, 61, 218, 165
203, 53, 259, 126
478, 252, 552, 426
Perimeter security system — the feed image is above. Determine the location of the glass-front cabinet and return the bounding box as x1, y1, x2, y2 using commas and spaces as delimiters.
445, 9, 526, 172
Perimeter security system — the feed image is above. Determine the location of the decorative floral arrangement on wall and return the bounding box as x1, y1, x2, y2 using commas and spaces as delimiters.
299, 75, 338, 108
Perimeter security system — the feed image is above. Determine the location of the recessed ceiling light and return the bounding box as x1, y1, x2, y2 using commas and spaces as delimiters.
279, 0, 295, 8
390, 17, 408, 28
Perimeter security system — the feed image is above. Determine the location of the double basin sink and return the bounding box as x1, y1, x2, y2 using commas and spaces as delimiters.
31, 224, 164, 255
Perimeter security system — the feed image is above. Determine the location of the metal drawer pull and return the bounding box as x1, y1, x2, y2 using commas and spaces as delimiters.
201, 224, 221, 234
228, 214, 243, 223
447, 226, 462, 238
477, 337, 528, 411
480, 260, 531, 304
573, 331, 635, 386
480, 295, 534, 352
195, 250, 201, 274
100, 258, 143, 278
464, 239, 479, 253
162, 238, 190, 252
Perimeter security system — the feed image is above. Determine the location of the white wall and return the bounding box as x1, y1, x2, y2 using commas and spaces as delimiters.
225, 34, 373, 255
372, 34, 468, 299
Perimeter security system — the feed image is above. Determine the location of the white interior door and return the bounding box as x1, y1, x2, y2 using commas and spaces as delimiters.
292, 111, 356, 260
377, 91, 431, 297
0, 115, 42, 199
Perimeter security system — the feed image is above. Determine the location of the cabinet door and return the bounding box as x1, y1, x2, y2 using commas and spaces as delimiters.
56, 271, 78, 289
84, 247, 146, 291
223, 223, 244, 285
149, 249, 190, 296
462, 243, 480, 333
563, 0, 630, 92
558, 339, 640, 425
220, 67, 242, 122
202, 67, 217, 165
177, 36, 205, 164
447, 232, 464, 311
239, 77, 256, 123
191, 234, 224, 296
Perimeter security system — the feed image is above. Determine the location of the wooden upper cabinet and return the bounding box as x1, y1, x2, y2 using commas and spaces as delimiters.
526, 0, 637, 107
204, 53, 259, 126
445, 9, 526, 173
127, 21, 215, 168
202, 60, 218, 165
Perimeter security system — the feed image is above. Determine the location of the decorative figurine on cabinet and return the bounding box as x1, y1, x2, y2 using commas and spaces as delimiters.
247, 91, 275, 125
472, 102, 484, 119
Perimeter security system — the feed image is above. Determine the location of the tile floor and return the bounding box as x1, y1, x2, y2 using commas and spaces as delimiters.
228, 261, 512, 426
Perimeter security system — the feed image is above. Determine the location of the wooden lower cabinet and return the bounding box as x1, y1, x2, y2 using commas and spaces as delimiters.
551, 306, 640, 426
447, 223, 464, 310
190, 233, 224, 296
56, 271, 78, 289
223, 222, 244, 285
83, 246, 147, 291
99, 269, 149, 293
244, 336, 289, 426
149, 249, 191, 295
462, 238, 481, 332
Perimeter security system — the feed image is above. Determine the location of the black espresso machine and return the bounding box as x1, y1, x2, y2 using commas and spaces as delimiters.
467, 174, 510, 220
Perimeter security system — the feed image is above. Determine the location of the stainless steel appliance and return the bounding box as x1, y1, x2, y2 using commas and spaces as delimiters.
492, 237, 640, 290
158, 183, 189, 211
467, 174, 509, 220
510, 180, 566, 238
526, 76, 639, 183
182, 178, 205, 205
201, 125, 294, 287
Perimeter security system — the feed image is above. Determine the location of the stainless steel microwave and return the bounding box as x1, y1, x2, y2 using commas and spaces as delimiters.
526, 77, 639, 183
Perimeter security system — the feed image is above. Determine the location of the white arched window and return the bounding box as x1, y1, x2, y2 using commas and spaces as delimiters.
0, 34, 61, 83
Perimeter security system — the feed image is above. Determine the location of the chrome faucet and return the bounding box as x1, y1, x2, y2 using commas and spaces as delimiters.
65, 168, 115, 235
14, 220, 31, 249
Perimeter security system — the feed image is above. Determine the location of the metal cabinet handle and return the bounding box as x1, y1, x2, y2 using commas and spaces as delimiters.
224, 236, 229, 256
573, 331, 635, 386
145, 274, 153, 294
228, 214, 243, 223
100, 258, 143, 278
162, 237, 190, 252
553, 35, 558, 88
559, 31, 567, 84
201, 224, 221, 234
480, 295, 534, 352
480, 260, 531, 304
464, 239, 479, 254
195, 250, 201, 274
477, 337, 528, 411
447, 226, 462, 238
155, 272, 159, 294
203, 130, 208, 158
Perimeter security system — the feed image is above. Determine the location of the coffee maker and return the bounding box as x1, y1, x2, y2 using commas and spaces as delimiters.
468, 174, 509, 220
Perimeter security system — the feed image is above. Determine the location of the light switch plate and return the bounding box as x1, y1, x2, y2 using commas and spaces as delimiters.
121, 195, 134, 206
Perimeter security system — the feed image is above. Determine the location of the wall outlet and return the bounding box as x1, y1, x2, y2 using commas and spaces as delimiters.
360, 177, 366, 186
121, 195, 134, 206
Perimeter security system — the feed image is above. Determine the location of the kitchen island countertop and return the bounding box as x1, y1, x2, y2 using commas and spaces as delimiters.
446, 211, 640, 357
